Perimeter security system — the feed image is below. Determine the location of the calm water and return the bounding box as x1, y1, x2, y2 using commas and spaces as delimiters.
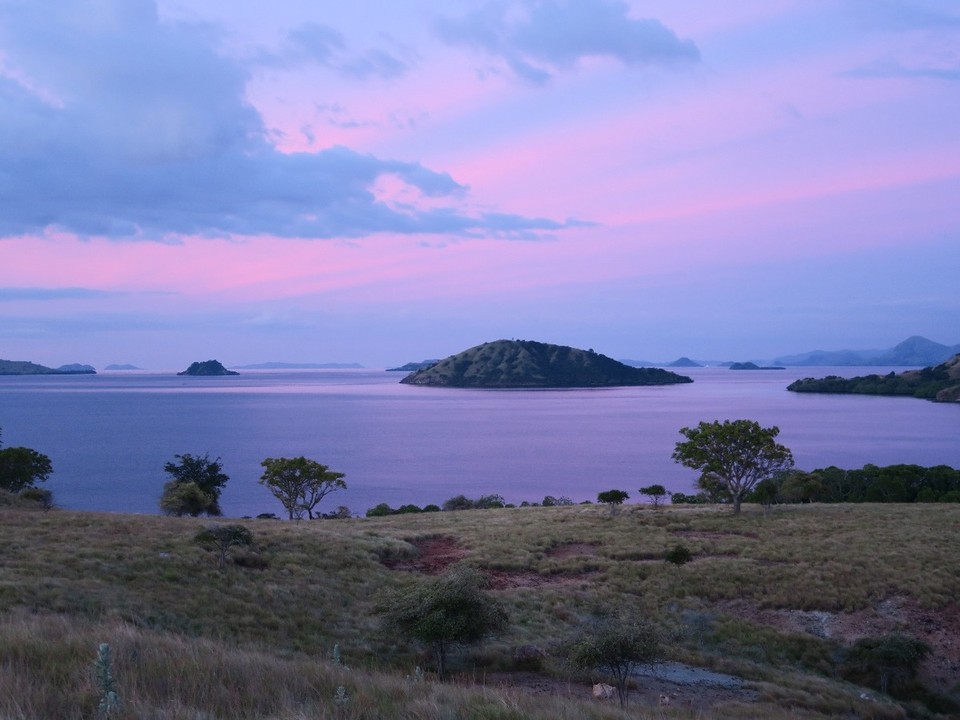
0, 367, 957, 518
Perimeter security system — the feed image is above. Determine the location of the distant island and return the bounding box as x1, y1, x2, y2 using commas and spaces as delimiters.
668, 357, 703, 368
177, 360, 239, 376
400, 339, 693, 388
787, 354, 960, 403
729, 362, 785, 370
231, 362, 364, 370
0, 359, 95, 375
104, 364, 142, 371
387, 360, 439, 372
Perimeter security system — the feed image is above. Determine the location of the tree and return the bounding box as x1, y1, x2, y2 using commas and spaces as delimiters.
597, 489, 629, 515
160, 453, 229, 516
194, 524, 255, 569
567, 612, 662, 708
672, 420, 794, 514
259, 456, 346, 520
0, 429, 53, 494
378, 565, 507, 680
639, 484, 667, 508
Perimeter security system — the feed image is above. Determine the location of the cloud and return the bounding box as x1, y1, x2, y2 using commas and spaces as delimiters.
435, 0, 700, 84
843, 58, 960, 82
0, 0, 570, 241
262, 21, 411, 80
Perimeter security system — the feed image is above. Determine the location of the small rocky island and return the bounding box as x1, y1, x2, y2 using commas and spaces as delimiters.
400, 339, 693, 388
729, 361, 785, 370
787, 354, 960, 403
177, 360, 239, 376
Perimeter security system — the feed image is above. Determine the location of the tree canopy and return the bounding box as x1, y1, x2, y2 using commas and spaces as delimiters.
160, 453, 229, 517
0, 427, 53, 494
672, 419, 793, 514
567, 612, 662, 708
259, 456, 346, 520
378, 565, 507, 680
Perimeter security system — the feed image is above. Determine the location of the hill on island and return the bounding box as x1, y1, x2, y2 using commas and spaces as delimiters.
177, 360, 239, 376
399, 340, 693, 388
787, 354, 960, 402
0, 359, 95, 375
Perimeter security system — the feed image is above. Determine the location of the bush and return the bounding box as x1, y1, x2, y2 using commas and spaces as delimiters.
19, 487, 53, 510
665, 544, 693, 566
366, 503, 393, 517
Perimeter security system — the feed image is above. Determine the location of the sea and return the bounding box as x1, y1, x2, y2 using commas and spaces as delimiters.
0, 367, 957, 518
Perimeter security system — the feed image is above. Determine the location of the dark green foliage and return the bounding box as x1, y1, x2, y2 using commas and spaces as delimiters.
441, 494, 505, 511
566, 612, 662, 708
843, 634, 930, 695
400, 339, 693, 388
377, 565, 508, 680
597, 489, 629, 506
0, 429, 53, 493
639, 484, 667, 507
665, 544, 692, 565
160, 453, 229, 516
366, 502, 393, 517
442, 494, 475, 511
669, 491, 707, 504
673, 419, 794, 514
259, 456, 346, 520
787, 355, 960, 402
194, 524, 255, 569
806, 463, 960, 504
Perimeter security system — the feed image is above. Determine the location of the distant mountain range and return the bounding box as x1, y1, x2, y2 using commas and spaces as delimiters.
773, 336, 960, 367
620, 336, 960, 369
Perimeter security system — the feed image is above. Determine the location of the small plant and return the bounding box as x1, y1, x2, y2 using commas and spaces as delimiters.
331, 643, 343, 666
333, 685, 348, 718
194, 524, 255, 569
665, 544, 693, 565
94, 643, 121, 718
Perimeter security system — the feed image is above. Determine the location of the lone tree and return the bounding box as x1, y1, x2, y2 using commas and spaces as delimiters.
845, 634, 929, 695
639, 484, 667, 508
672, 419, 794, 514
159, 453, 229, 516
259, 456, 346, 520
194, 524, 255, 569
567, 612, 662, 708
378, 565, 507, 680
0, 427, 53, 494
597, 489, 629, 515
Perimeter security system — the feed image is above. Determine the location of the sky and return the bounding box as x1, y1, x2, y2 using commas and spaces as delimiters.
1, 0, 959, 370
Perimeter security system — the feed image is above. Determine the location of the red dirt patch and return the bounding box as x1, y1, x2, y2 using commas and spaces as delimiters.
383, 536, 467, 574
487, 569, 600, 590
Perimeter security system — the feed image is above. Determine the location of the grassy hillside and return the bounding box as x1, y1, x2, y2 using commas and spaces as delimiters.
1, 502, 958, 718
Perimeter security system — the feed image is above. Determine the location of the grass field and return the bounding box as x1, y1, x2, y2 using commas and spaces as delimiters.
1, 500, 957, 718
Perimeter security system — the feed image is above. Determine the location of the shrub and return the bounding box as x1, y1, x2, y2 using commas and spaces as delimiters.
665, 544, 693, 566
19, 487, 53, 510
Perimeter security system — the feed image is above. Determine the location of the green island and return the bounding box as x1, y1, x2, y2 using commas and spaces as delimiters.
400, 339, 692, 388
177, 360, 239, 376
787, 354, 960, 402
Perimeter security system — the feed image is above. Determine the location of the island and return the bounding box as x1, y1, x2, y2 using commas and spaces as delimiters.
0, 359, 96, 375
787, 354, 960, 403
729, 362, 785, 370
399, 339, 693, 388
668, 357, 703, 368
387, 360, 439, 372
177, 360, 239, 376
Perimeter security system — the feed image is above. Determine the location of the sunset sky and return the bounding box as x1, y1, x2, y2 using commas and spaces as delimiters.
2, 0, 958, 369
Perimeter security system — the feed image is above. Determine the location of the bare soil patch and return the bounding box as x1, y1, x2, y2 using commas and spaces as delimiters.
382, 536, 467, 574
720, 597, 960, 692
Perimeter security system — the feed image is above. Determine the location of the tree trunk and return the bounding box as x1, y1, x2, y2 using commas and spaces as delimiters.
732, 495, 742, 514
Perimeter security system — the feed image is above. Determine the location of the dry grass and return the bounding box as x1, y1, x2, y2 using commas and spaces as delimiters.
0, 502, 957, 718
